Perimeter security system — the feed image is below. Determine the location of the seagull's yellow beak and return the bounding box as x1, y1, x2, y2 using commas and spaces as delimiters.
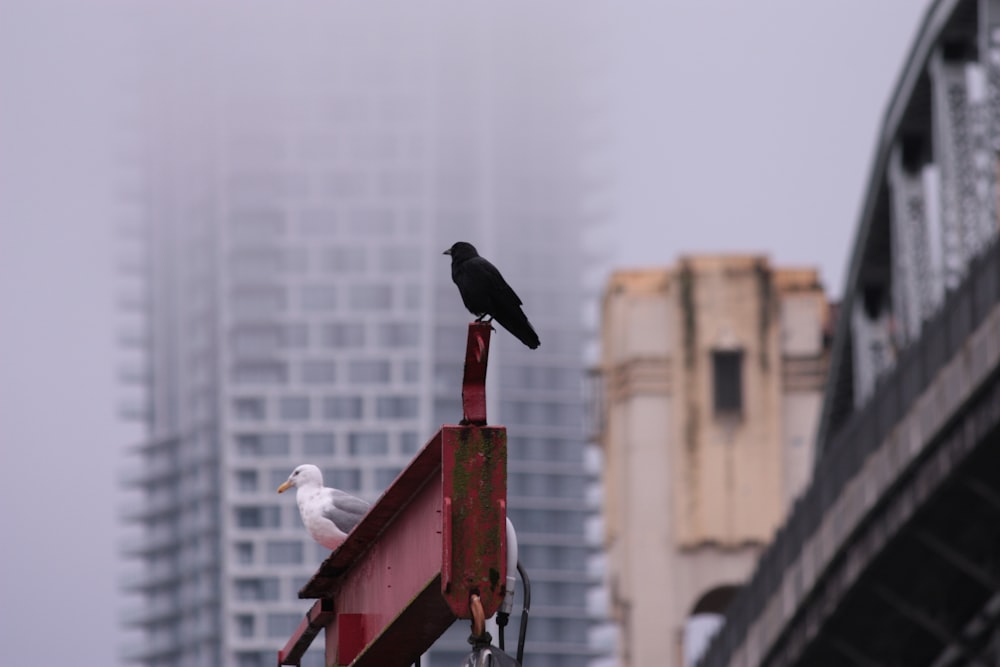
277, 480, 293, 494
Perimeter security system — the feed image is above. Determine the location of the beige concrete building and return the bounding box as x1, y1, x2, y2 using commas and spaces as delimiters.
598, 255, 830, 667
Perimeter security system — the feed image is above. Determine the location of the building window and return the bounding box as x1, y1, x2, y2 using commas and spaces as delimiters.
303, 432, 336, 455
265, 433, 291, 454
347, 207, 394, 236
380, 245, 422, 272
433, 362, 462, 391
517, 544, 586, 571
236, 433, 291, 457
376, 395, 418, 419
279, 396, 311, 420
712, 349, 744, 415
234, 397, 266, 420
233, 326, 280, 355
374, 467, 403, 490
268, 613, 303, 638
321, 245, 366, 273
234, 506, 281, 529
348, 360, 390, 384
236, 435, 260, 457
300, 285, 337, 311
230, 248, 280, 279
278, 247, 309, 274
234, 542, 254, 564
236, 470, 258, 493
326, 468, 361, 492
234, 577, 280, 601
301, 360, 336, 384
348, 432, 389, 456
434, 398, 461, 426
279, 323, 309, 348
265, 540, 304, 565
507, 508, 586, 535
236, 652, 264, 667
323, 396, 363, 420
349, 284, 393, 310
377, 322, 420, 347
231, 285, 286, 317
510, 473, 584, 499
299, 208, 338, 237
235, 614, 255, 638
228, 169, 296, 200
324, 171, 367, 198
230, 207, 285, 239
400, 431, 420, 454
322, 323, 365, 348
402, 284, 422, 310
232, 361, 288, 385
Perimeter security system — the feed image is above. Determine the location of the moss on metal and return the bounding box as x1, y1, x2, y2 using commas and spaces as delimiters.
450, 427, 506, 595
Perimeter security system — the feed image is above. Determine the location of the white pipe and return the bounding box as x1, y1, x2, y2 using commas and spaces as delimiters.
502, 517, 518, 615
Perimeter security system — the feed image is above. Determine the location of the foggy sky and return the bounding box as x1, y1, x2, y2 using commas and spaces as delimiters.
0, 2, 928, 665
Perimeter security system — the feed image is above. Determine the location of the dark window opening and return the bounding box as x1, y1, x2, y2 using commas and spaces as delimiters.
712, 349, 743, 415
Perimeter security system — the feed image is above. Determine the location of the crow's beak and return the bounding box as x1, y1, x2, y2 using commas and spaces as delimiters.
277, 480, 293, 493
443, 248, 452, 255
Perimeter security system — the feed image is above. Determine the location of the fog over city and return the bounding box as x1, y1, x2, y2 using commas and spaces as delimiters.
0, 2, 928, 664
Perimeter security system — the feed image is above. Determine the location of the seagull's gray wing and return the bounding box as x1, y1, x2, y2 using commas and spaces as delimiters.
322, 489, 370, 534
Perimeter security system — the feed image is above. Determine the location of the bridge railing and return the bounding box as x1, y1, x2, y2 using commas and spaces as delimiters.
701, 236, 1000, 666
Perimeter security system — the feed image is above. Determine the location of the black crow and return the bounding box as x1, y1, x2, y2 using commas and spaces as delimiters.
443, 241, 540, 349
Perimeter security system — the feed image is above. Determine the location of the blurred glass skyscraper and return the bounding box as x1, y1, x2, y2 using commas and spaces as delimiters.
118, 5, 607, 667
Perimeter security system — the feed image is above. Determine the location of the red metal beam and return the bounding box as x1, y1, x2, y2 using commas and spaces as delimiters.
277, 322, 506, 667
462, 322, 492, 425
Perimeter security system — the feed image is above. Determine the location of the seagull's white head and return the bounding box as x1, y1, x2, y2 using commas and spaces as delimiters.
277, 464, 323, 493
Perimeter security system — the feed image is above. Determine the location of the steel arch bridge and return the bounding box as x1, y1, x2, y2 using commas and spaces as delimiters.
702, 1, 1000, 665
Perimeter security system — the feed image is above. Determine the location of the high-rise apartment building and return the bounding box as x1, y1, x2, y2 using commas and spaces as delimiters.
118, 6, 603, 667
597, 256, 830, 667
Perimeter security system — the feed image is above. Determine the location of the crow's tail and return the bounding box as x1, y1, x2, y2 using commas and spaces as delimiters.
496, 307, 540, 349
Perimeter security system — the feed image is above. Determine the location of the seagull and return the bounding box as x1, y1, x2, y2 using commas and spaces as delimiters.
277, 464, 371, 551
443, 241, 540, 349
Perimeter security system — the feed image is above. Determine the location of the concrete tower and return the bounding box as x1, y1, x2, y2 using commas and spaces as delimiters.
598, 255, 830, 667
